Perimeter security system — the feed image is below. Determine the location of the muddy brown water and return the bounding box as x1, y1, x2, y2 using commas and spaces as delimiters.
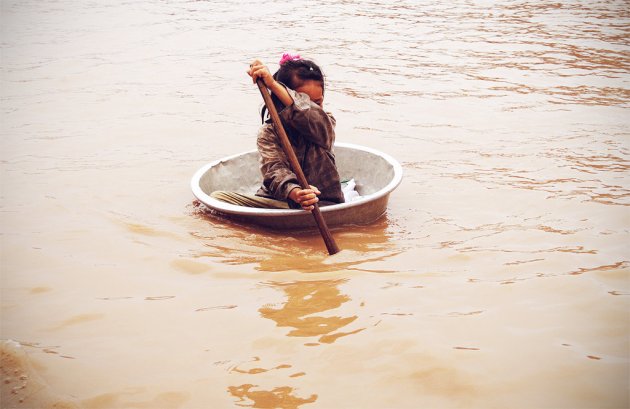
1, 1, 629, 408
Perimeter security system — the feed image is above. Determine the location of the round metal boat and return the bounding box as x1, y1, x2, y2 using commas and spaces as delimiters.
191, 142, 403, 229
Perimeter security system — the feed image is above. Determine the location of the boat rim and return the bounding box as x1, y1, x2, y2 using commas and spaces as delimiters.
190, 142, 403, 217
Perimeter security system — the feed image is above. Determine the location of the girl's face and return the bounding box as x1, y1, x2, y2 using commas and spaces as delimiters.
295, 80, 324, 107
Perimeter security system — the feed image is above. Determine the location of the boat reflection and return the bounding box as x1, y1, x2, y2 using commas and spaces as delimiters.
190, 210, 404, 273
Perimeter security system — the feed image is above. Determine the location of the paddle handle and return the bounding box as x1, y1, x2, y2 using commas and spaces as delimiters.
256, 79, 340, 255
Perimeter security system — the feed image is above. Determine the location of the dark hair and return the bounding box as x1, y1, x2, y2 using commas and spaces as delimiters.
261, 58, 325, 123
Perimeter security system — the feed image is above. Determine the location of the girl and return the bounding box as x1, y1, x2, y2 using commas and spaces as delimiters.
212, 53, 344, 211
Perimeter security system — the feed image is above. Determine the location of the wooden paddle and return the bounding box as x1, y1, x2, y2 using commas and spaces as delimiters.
256, 79, 340, 255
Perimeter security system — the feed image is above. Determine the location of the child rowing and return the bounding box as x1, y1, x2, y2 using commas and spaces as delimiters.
212, 53, 344, 211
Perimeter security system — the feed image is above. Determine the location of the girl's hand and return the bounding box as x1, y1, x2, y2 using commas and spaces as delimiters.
248, 58, 294, 107
289, 186, 321, 211
248, 60, 275, 88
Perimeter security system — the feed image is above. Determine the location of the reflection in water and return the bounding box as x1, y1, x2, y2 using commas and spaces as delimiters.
228, 384, 317, 409
568, 261, 628, 276
468, 260, 629, 286
227, 358, 316, 408
259, 280, 364, 345
190, 211, 405, 273
230, 357, 292, 375
224, 279, 365, 407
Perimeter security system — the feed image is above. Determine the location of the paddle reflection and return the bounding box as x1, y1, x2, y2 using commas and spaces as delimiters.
259, 279, 364, 345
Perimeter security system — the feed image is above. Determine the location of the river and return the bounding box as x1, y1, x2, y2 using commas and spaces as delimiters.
1, 1, 629, 408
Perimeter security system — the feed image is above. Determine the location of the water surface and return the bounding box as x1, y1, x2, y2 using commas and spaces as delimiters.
1, 1, 629, 408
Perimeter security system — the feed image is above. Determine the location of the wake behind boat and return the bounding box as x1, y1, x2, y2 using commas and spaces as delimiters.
191, 142, 402, 229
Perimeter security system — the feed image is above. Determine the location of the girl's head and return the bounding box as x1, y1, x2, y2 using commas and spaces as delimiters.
261, 54, 326, 122
275, 54, 325, 97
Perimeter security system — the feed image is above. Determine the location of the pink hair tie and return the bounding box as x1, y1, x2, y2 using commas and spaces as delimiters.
279, 52, 301, 65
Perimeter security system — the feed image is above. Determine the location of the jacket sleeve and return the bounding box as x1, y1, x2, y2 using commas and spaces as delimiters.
257, 125, 300, 201
278, 86, 336, 150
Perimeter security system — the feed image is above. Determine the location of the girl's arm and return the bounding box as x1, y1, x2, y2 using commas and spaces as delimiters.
257, 128, 320, 211
279, 89, 336, 150
248, 60, 293, 107
247, 59, 334, 149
